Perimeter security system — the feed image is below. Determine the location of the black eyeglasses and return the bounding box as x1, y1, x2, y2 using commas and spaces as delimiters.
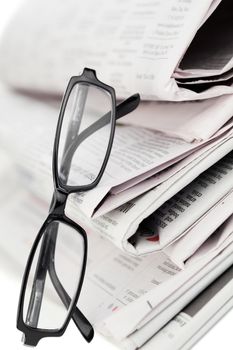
16, 68, 140, 346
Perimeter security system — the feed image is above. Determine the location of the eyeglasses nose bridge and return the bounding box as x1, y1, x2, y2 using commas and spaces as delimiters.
49, 189, 68, 215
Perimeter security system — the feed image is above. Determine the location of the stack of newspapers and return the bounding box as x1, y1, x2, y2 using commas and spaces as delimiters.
0, 0, 233, 349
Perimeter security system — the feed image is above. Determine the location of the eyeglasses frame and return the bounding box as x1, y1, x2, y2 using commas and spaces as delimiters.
16, 67, 140, 346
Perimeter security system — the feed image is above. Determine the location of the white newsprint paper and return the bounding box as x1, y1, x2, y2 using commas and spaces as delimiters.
1, 0, 233, 101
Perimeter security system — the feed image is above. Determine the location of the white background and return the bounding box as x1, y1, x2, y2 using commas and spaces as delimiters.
0, 1, 232, 349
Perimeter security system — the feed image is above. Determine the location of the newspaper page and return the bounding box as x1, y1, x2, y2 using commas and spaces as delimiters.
1, 0, 233, 101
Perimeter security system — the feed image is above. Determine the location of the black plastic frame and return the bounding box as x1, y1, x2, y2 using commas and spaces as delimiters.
16, 68, 140, 346
17, 211, 89, 346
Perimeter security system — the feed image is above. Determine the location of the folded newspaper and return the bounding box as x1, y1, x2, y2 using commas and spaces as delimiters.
0, 0, 233, 101
0, 0, 233, 348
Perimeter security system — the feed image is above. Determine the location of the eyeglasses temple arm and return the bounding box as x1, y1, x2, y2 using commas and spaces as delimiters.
115, 93, 140, 120
61, 84, 88, 164
25, 231, 52, 328
47, 255, 94, 342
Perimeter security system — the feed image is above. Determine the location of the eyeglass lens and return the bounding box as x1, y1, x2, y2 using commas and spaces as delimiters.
58, 82, 113, 187
23, 221, 85, 330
